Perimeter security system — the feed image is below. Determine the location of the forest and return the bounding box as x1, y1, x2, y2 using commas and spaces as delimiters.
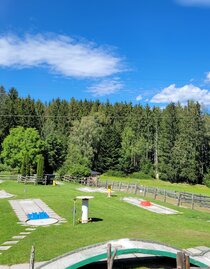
0, 86, 210, 186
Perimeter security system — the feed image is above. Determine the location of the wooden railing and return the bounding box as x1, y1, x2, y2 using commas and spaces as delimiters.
0, 174, 17, 180
64, 176, 210, 210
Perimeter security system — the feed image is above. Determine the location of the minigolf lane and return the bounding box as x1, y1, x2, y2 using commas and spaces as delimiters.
9, 199, 66, 226
123, 197, 180, 214
0, 190, 14, 199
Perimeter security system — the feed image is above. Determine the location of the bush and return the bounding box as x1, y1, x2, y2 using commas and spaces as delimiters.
68, 164, 91, 177
103, 170, 126, 177
204, 173, 210, 188
0, 163, 18, 174
58, 164, 91, 178
129, 171, 152, 180
141, 161, 153, 176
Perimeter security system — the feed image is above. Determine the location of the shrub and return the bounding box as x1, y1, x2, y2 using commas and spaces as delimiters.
129, 171, 152, 180
0, 163, 12, 173
58, 164, 91, 178
0, 163, 19, 175
141, 161, 153, 176
68, 164, 91, 177
103, 170, 126, 177
204, 172, 210, 188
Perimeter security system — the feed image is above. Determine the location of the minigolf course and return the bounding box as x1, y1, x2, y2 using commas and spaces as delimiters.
36, 238, 210, 268
9, 199, 65, 226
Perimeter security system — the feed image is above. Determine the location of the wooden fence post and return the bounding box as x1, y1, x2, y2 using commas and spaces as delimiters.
177, 193, 182, 206
144, 187, 147, 197
126, 183, 130, 192
29, 245, 35, 269
176, 251, 186, 269
134, 184, 138, 194
164, 189, 167, 203
191, 194, 194, 209
154, 188, 157, 200
185, 254, 190, 269
119, 182, 122, 191
107, 243, 117, 269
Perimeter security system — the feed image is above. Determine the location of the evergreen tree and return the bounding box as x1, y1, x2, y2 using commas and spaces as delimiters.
172, 102, 208, 183
0, 84, 210, 184
37, 154, 44, 178
20, 155, 26, 176
94, 124, 121, 172
0, 86, 10, 147
25, 153, 30, 176
158, 103, 179, 181
152, 107, 162, 179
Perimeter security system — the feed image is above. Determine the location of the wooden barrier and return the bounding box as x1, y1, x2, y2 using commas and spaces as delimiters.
60, 176, 210, 210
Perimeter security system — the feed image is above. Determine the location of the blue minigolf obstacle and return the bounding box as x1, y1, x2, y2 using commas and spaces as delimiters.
27, 211, 49, 220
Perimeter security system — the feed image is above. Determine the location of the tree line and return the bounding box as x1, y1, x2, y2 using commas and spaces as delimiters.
0, 86, 210, 185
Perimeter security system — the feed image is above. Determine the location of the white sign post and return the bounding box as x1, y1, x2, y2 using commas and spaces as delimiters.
76, 196, 94, 223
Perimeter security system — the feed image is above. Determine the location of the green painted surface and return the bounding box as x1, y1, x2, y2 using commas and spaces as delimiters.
65, 248, 208, 269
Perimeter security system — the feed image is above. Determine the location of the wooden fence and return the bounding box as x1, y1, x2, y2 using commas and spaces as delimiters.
62, 176, 210, 210
1, 173, 210, 210
0, 174, 17, 180
17, 175, 46, 184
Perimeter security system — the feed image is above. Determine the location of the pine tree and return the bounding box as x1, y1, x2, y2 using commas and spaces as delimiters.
94, 124, 121, 172
152, 107, 162, 179
25, 153, 30, 176
20, 155, 26, 176
172, 101, 209, 183
37, 155, 44, 179
158, 103, 179, 182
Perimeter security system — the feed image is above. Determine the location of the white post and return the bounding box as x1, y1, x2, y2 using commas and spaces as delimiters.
82, 199, 89, 223
76, 196, 94, 224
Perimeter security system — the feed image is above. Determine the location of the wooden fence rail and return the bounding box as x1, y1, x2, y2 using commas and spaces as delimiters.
2, 174, 210, 210
0, 174, 17, 180
63, 176, 210, 210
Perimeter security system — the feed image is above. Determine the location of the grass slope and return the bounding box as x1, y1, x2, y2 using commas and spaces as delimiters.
100, 175, 210, 196
0, 180, 210, 265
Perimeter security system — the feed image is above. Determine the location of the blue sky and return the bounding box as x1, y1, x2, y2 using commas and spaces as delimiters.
1, 0, 210, 107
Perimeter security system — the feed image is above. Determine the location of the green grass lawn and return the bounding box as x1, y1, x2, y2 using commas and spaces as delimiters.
0, 180, 210, 265
99, 175, 210, 196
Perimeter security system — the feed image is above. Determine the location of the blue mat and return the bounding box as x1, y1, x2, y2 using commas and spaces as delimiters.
27, 211, 49, 220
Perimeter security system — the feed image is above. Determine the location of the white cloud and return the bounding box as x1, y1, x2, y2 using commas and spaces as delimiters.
176, 0, 210, 7
205, 72, 210, 83
0, 34, 123, 78
150, 84, 210, 105
87, 79, 123, 96
136, 95, 142, 101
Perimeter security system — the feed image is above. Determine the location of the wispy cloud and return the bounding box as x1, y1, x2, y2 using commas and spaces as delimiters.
205, 72, 210, 83
175, 0, 210, 7
136, 95, 142, 101
150, 84, 210, 105
87, 78, 123, 96
0, 33, 123, 78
